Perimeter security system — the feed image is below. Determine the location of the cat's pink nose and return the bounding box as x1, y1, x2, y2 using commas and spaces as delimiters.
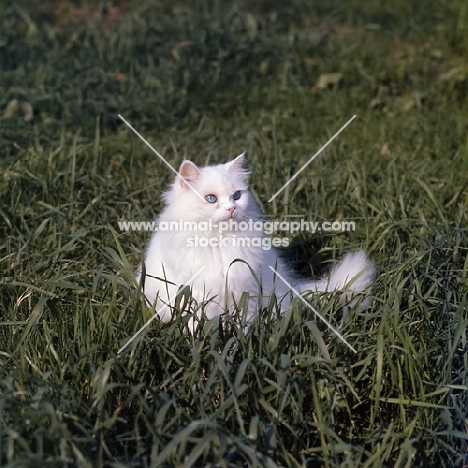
226, 206, 235, 216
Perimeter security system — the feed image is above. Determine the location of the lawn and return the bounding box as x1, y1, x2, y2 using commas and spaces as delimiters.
1, 0, 467, 466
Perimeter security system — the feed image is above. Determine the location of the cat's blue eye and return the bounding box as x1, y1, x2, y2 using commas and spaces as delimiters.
205, 194, 217, 204
233, 190, 241, 200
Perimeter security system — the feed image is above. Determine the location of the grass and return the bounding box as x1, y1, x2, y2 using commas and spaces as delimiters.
1, 0, 468, 466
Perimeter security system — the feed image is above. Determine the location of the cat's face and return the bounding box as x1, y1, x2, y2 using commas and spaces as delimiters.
163, 153, 258, 223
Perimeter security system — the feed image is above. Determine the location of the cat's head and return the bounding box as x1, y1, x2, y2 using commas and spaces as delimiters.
162, 153, 259, 223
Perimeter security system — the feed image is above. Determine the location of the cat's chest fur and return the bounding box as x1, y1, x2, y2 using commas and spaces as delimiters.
142, 225, 268, 318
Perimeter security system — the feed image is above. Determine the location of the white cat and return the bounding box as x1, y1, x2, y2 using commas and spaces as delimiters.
136, 153, 375, 324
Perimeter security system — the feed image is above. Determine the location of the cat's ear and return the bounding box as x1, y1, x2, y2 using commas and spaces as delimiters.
226, 152, 246, 174
179, 160, 201, 189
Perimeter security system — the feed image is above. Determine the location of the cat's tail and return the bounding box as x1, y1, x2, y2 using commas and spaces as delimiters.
301, 250, 376, 308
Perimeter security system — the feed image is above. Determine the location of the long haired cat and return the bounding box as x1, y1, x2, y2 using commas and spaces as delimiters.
136, 153, 375, 323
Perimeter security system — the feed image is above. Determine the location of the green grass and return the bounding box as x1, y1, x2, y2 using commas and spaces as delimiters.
1, 0, 468, 466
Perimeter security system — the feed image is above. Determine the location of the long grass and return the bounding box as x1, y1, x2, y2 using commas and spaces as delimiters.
1, 0, 467, 466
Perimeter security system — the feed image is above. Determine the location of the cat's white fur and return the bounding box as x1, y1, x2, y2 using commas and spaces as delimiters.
136, 154, 375, 323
